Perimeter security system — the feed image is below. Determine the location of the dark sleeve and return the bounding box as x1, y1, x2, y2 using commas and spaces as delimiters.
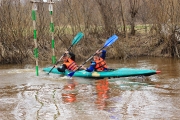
85, 61, 96, 72
100, 50, 106, 60
57, 64, 67, 72
68, 52, 75, 61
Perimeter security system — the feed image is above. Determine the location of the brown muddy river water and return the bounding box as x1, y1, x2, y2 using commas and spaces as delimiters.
0, 57, 180, 120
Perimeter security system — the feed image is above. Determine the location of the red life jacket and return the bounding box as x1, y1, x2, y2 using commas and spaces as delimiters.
63, 58, 78, 71
95, 57, 108, 71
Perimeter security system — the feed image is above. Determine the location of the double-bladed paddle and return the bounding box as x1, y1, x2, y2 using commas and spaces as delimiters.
68, 34, 118, 77
47, 32, 84, 74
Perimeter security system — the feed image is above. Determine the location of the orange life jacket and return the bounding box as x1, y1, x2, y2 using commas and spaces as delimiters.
95, 57, 108, 71
64, 58, 78, 71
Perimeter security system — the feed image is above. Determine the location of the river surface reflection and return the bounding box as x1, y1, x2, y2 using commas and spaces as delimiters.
0, 57, 180, 120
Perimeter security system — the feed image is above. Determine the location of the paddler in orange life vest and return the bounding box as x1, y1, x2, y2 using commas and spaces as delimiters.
82, 50, 108, 72
56, 51, 78, 72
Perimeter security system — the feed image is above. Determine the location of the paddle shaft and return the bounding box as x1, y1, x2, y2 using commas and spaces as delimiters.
77, 46, 105, 70
77, 35, 118, 69
48, 45, 73, 74
56, 45, 73, 64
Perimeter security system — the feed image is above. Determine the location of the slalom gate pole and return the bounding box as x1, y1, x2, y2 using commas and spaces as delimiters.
31, 0, 39, 76
49, 0, 56, 64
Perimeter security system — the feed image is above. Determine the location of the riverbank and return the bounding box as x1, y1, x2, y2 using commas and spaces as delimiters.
0, 33, 180, 64
117, 34, 180, 59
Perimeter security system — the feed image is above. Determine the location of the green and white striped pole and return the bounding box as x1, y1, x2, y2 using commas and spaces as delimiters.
31, 1, 39, 76
49, 1, 56, 64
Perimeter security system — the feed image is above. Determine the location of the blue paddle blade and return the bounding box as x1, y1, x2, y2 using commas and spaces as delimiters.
104, 34, 118, 48
72, 32, 84, 45
68, 71, 75, 77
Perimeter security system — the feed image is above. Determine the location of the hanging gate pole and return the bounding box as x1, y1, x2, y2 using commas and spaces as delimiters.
31, 0, 39, 76
49, 0, 56, 64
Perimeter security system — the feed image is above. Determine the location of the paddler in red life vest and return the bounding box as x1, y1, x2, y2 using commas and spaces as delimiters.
56, 51, 78, 72
81, 50, 108, 72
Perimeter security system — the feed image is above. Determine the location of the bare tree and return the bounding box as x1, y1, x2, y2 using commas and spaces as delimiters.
95, 0, 119, 36
128, 0, 140, 35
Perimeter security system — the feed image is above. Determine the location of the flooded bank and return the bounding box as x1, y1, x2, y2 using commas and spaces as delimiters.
0, 57, 180, 120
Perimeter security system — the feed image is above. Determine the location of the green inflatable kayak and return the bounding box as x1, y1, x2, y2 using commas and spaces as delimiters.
43, 67, 161, 78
